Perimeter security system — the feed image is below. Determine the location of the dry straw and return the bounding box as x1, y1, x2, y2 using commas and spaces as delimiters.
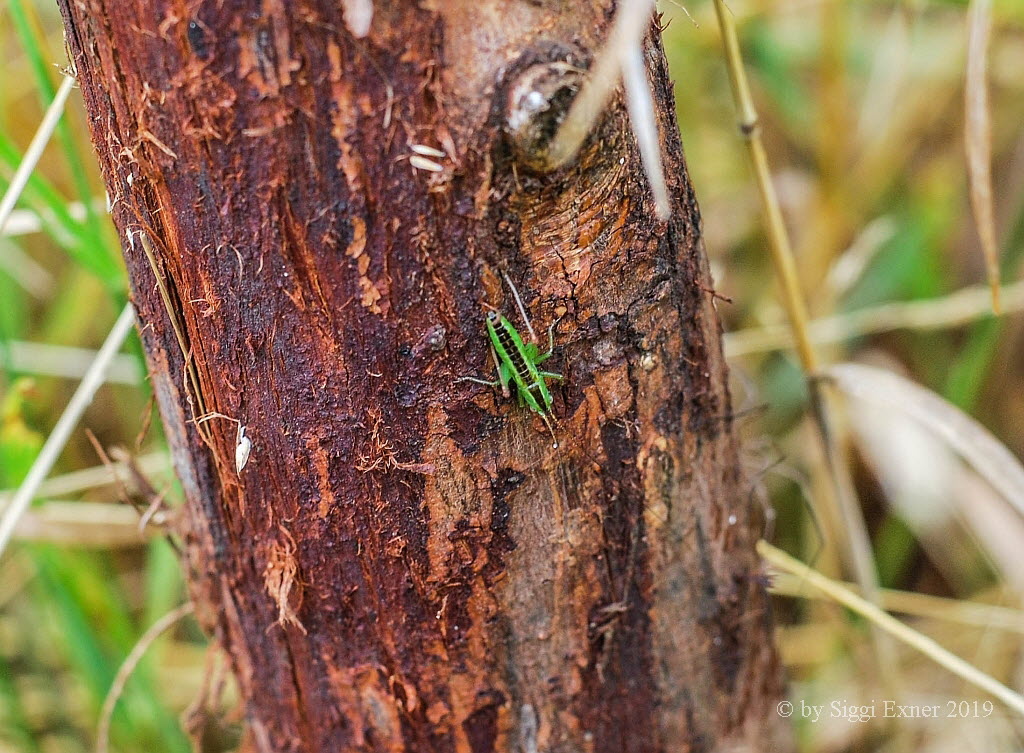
0, 304, 137, 558
760, 540, 1024, 717
965, 0, 1002, 312
710, 0, 883, 631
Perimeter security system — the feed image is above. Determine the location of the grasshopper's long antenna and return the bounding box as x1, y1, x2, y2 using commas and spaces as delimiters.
502, 271, 538, 344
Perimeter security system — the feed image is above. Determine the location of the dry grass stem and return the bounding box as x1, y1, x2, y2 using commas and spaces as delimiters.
771, 572, 1024, 634
0, 241, 54, 297
0, 451, 170, 502
759, 540, 1024, 716
965, 0, 1001, 312
0, 304, 137, 558
726, 277, 1024, 357
711, 0, 818, 374
1, 201, 89, 237
711, 0, 884, 656
14, 500, 161, 546
0, 340, 141, 383
0, 75, 76, 235
96, 603, 196, 753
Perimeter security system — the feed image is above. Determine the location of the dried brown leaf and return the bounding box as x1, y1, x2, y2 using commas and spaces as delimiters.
827, 363, 1024, 516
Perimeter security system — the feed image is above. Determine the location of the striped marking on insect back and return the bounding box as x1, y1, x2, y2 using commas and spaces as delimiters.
489, 312, 532, 384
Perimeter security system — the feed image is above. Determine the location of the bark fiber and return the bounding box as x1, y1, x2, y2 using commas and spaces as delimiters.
58, 1, 784, 751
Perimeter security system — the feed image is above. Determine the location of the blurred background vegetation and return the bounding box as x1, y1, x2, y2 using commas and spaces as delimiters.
1, 0, 1022, 751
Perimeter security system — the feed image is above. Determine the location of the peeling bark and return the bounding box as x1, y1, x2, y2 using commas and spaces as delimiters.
58, 1, 785, 751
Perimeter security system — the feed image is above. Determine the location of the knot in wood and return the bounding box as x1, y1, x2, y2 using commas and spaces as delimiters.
504, 61, 585, 172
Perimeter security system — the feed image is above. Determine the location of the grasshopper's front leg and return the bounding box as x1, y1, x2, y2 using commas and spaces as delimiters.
532, 323, 557, 364
540, 321, 557, 364
456, 376, 501, 390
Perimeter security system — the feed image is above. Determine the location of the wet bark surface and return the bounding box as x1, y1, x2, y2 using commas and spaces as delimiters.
58, 1, 784, 751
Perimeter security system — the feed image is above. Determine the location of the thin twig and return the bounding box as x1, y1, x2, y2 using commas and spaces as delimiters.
546, 0, 662, 204
96, 603, 196, 753
760, 541, 1024, 717
621, 41, 671, 219
0, 304, 137, 558
0, 75, 76, 235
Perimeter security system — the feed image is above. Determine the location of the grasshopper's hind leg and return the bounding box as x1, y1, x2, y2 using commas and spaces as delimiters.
494, 347, 513, 399
538, 411, 558, 449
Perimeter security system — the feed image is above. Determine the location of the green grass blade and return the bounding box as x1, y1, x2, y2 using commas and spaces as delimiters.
7, 0, 112, 258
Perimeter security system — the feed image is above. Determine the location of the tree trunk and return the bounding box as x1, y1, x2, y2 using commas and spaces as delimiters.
58, 1, 784, 751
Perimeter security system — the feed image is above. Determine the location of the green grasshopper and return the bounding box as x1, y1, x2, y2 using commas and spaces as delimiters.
460, 275, 563, 448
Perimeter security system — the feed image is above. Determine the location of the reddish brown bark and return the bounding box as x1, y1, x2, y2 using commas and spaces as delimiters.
59, 1, 784, 751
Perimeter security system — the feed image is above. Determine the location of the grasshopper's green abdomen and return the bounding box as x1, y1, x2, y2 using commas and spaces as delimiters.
486, 312, 551, 406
